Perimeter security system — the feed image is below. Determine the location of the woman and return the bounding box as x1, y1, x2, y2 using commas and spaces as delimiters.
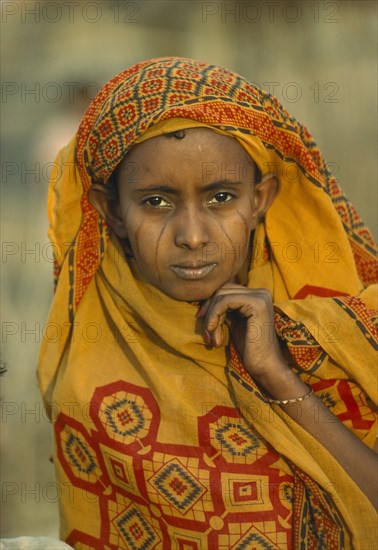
38, 57, 377, 549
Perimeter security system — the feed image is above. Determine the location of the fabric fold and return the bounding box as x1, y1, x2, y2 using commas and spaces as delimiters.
38, 57, 377, 550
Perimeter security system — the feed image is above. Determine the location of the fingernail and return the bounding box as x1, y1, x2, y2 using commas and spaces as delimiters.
204, 330, 211, 344
196, 305, 205, 318
215, 328, 223, 347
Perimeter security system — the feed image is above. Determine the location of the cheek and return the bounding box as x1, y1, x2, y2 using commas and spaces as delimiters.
228, 211, 254, 264
125, 217, 167, 271
240, 193, 257, 227
235, 210, 250, 237
122, 212, 146, 259
225, 210, 252, 244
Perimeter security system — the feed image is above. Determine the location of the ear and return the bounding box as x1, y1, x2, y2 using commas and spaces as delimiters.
88, 183, 127, 238
253, 173, 279, 222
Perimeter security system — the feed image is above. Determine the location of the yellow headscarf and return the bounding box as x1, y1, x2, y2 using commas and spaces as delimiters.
39, 58, 377, 549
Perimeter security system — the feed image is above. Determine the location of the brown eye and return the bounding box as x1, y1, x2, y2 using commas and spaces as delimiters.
144, 196, 170, 207
208, 192, 234, 204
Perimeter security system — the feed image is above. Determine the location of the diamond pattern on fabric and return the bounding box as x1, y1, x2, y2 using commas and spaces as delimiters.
149, 458, 206, 514
57, 418, 102, 485
113, 504, 160, 550
205, 409, 269, 466
98, 390, 153, 445
65, 433, 96, 475
215, 422, 260, 456
232, 531, 278, 549
105, 398, 145, 437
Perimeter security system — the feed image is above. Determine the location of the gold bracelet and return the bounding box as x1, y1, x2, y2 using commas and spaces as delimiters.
263, 386, 313, 405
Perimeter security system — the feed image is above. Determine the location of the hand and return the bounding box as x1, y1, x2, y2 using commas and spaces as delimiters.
197, 283, 289, 384
198, 287, 378, 511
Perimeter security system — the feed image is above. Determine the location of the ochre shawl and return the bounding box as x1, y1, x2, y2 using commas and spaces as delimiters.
38, 58, 377, 549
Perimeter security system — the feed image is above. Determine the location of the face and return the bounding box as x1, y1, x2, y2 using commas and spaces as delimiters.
91, 128, 276, 301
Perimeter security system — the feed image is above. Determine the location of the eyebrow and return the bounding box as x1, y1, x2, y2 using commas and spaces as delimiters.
131, 179, 245, 196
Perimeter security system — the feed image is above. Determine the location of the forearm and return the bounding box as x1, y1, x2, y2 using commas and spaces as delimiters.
255, 364, 378, 509
199, 285, 377, 507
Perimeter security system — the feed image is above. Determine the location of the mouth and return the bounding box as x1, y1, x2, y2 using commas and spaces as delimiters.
170, 263, 217, 280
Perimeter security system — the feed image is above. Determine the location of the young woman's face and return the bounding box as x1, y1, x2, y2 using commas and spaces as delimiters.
113, 129, 263, 301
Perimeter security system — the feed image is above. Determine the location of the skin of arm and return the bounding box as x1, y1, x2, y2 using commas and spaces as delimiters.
198, 283, 378, 509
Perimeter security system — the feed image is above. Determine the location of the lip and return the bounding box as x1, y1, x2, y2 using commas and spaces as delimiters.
170, 263, 217, 280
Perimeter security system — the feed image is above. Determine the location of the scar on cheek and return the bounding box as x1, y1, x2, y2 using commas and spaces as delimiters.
130, 222, 143, 260
154, 220, 169, 283
223, 227, 237, 262
236, 211, 249, 240
213, 219, 239, 265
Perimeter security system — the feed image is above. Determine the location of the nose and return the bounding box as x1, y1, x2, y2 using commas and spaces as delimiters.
174, 206, 211, 250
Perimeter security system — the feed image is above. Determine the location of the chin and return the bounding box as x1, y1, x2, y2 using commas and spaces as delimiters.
162, 284, 218, 303
174, 293, 213, 302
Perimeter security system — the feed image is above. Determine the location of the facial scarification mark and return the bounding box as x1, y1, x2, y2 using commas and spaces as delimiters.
155, 220, 169, 284
132, 222, 143, 262
211, 215, 238, 267
236, 210, 250, 242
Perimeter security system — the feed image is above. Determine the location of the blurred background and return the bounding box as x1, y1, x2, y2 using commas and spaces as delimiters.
1, 0, 377, 540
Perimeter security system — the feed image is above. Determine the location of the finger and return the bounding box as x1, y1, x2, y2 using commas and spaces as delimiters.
204, 294, 258, 332
196, 298, 211, 318
205, 310, 227, 342
213, 290, 274, 319
211, 282, 272, 294
197, 288, 241, 319
204, 325, 225, 347
198, 287, 269, 317
207, 323, 225, 348
212, 286, 272, 300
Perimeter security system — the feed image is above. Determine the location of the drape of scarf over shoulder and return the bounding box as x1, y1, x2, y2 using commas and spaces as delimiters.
38, 58, 377, 549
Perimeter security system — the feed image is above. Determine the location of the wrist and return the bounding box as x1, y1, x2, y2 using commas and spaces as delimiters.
252, 360, 309, 401
262, 385, 313, 405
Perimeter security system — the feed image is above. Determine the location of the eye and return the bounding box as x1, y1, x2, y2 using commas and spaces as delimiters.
207, 192, 234, 204
143, 196, 171, 208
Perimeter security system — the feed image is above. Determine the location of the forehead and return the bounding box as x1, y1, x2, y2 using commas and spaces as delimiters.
117, 128, 254, 178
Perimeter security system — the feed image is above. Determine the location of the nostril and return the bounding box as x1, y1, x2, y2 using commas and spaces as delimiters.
174, 216, 210, 250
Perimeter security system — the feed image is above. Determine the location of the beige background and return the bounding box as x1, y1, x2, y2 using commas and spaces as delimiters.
1, 0, 377, 539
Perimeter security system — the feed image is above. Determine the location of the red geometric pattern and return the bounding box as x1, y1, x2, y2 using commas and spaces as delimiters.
55, 414, 103, 491
58, 379, 296, 549
109, 457, 129, 484
111, 501, 161, 550
292, 466, 344, 550
208, 413, 266, 465
176, 539, 200, 550
349, 238, 378, 286
232, 480, 259, 502
326, 177, 377, 287
101, 447, 140, 497
293, 285, 349, 299
55, 335, 378, 550
90, 380, 160, 453
311, 379, 376, 436
144, 451, 210, 522
148, 458, 207, 514
274, 313, 328, 374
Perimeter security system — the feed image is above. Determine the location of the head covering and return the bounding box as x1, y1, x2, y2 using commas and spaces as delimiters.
48, 57, 376, 318
40, 58, 377, 549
